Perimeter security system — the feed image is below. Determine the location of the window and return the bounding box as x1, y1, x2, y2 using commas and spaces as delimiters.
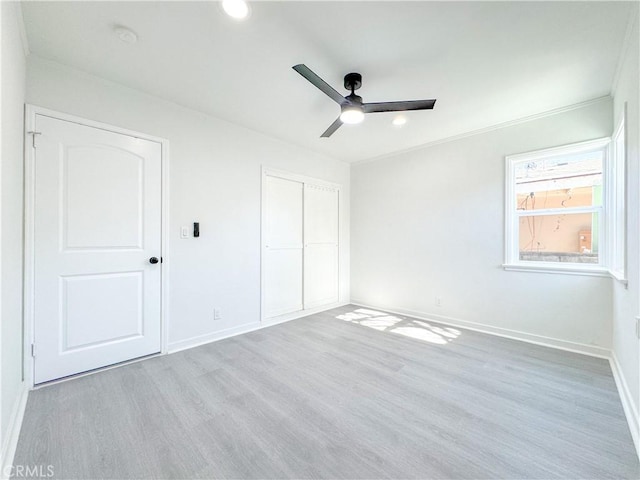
505, 138, 611, 274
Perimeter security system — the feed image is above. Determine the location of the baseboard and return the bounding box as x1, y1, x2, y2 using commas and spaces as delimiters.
0, 384, 28, 480
350, 300, 611, 359
610, 350, 640, 459
262, 301, 349, 327
168, 301, 349, 354
168, 321, 263, 353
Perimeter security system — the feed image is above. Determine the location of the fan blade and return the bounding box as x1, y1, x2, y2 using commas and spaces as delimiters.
320, 117, 343, 138
363, 99, 436, 113
293, 64, 346, 105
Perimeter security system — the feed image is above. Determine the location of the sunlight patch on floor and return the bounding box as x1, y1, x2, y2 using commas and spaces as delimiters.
389, 326, 448, 344
336, 308, 461, 345
359, 315, 403, 331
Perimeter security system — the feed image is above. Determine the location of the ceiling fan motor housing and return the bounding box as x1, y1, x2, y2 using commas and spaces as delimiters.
344, 72, 362, 91
345, 93, 363, 105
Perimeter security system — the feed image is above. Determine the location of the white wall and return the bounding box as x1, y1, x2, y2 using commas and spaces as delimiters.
26, 55, 350, 351
611, 8, 640, 451
0, 0, 26, 472
351, 99, 613, 354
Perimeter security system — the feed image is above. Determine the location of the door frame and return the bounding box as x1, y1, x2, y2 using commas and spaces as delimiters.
260, 167, 342, 324
23, 105, 171, 388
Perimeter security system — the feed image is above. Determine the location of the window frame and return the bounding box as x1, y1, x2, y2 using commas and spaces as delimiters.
504, 138, 611, 276
608, 104, 627, 283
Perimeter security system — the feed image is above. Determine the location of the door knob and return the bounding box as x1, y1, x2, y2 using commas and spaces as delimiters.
149, 257, 159, 264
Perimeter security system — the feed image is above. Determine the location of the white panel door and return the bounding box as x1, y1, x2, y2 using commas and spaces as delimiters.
33, 115, 162, 383
264, 175, 303, 318
304, 184, 339, 309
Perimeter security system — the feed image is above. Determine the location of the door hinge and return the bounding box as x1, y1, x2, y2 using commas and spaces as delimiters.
31, 343, 36, 357
27, 131, 42, 148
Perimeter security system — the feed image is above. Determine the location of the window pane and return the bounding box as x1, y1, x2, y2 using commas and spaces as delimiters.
519, 212, 599, 264
515, 151, 603, 209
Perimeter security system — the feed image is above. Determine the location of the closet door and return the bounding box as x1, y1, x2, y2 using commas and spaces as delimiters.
264, 175, 304, 318
304, 184, 339, 309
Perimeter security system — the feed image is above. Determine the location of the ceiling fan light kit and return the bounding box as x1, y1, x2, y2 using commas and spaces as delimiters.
340, 106, 364, 124
292, 64, 436, 137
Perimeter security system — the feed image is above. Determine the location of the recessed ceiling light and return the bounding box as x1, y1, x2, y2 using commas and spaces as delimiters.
392, 115, 407, 126
114, 26, 138, 44
222, 0, 250, 20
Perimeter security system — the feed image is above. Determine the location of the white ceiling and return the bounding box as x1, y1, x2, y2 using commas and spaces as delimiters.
22, 1, 632, 163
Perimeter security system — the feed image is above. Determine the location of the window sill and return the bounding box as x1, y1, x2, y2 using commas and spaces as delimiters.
502, 263, 610, 277
503, 263, 629, 284
609, 269, 628, 287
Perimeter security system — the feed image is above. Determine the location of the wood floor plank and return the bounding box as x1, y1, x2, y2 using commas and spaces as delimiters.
12, 305, 640, 479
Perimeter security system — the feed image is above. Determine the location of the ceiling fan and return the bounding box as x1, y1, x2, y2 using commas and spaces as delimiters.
292, 64, 437, 138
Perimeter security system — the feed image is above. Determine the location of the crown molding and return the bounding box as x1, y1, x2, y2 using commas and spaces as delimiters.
352, 96, 612, 167
16, 2, 30, 57
611, 2, 638, 97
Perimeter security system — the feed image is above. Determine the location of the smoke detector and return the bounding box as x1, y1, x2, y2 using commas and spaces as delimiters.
114, 26, 138, 44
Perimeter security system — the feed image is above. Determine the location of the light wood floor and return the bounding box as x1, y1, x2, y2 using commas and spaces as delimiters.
14, 305, 640, 479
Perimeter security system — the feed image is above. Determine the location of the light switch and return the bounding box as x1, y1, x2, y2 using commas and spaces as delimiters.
180, 226, 189, 238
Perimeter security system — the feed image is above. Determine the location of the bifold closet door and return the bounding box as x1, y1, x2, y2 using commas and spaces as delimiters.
304, 184, 339, 309
264, 175, 304, 317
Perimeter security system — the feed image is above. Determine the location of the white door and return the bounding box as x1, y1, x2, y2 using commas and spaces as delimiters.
33, 114, 162, 384
263, 175, 304, 318
304, 184, 339, 308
